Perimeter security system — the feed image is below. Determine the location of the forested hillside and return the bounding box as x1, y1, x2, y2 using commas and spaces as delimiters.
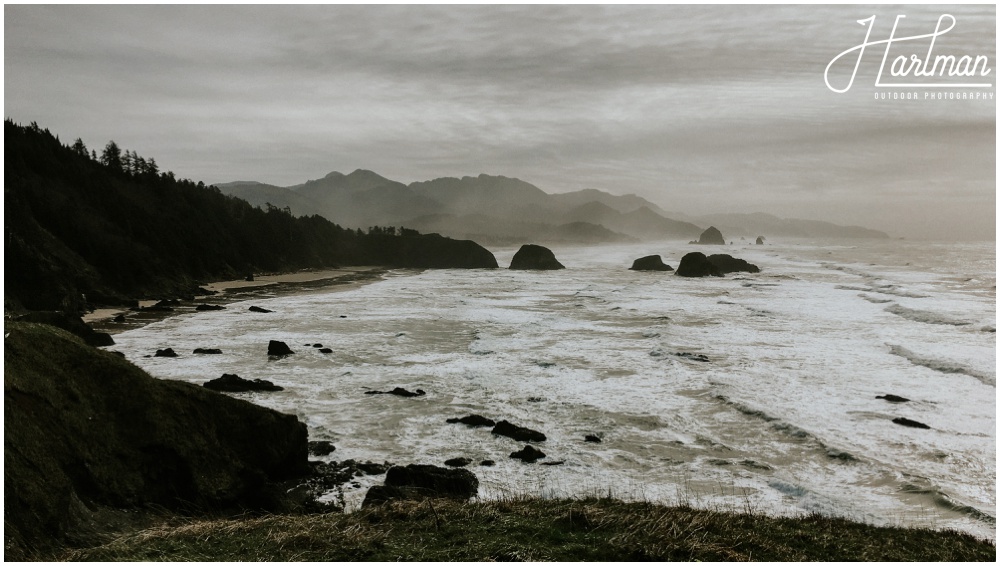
4, 120, 497, 312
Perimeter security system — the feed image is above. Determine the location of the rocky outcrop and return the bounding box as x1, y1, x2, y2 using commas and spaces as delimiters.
248, 306, 273, 313
585, 434, 602, 443
267, 340, 294, 357
706, 254, 760, 274
756, 236, 765, 245
675, 252, 722, 277
696, 226, 726, 245
629, 255, 673, 271
204, 373, 284, 392
154, 348, 179, 357
4, 322, 309, 557
195, 304, 225, 311
446, 414, 496, 428
509, 244, 565, 270
16, 311, 114, 347
361, 464, 479, 507
492, 420, 546, 442
444, 457, 472, 468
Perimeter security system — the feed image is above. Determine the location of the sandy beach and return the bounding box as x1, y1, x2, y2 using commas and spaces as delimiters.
85, 266, 392, 333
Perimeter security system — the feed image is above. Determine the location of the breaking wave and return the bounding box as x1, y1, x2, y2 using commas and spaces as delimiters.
888, 344, 995, 387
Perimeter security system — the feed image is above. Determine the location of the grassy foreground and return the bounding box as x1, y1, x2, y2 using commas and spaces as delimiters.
61, 497, 994, 561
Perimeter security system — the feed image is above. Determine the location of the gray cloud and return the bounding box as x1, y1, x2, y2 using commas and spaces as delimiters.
5, 4, 995, 240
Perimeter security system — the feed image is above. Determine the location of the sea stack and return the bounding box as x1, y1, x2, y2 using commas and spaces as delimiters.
756, 236, 765, 245
509, 244, 565, 270
697, 226, 726, 245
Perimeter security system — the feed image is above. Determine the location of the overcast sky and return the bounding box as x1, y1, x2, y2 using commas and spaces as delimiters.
5, 4, 995, 240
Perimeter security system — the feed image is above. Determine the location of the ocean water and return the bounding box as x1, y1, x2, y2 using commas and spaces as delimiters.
109, 239, 996, 539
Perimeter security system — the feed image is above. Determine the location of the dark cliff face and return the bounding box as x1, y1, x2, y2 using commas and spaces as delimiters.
4, 321, 309, 556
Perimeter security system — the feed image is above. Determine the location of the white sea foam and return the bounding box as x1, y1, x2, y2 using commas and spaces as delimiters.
109, 239, 996, 538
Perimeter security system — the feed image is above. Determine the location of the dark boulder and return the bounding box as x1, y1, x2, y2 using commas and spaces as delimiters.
361, 464, 479, 507
154, 348, 178, 358
16, 311, 115, 347
510, 445, 546, 463
4, 322, 309, 558
541, 460, 565, 466
195, 304, 225, 311
480, 460, 496, 467
312, 343, 323, 348
386, 464, 478, 497
492, 420, 546, 442
444, 457, 472, 468
446, 414, 496, 428
112, 314, 126, 323
365, 387, 426, 398
630, 255, 673, 271
308, 441, 336, 456
249, 306, 273, 313
697, 226, 726, 245
509, 244, 565, 270
204, 373, 283, 392
877, 394, 910, 403
267, 340, 294, 357
675, 252, 722, 277
318, 348, 333, 354
756, 236, 765, 245
584, 434, 602, 443
892, 417, 930, 429
707, 254, 760, 275
193, 348, 222, 355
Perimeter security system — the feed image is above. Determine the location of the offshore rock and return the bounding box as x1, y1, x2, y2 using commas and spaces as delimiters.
707, 254, 760, 275
509, 244, 565, 270
249, 306, 273, 313
876, 394, 910, 403
204, 373, 284, 392
492, 420, 546, 442
267, 340, 294, 357
675, 252, 722, 277
630, 255, 673, 271
195, 304, 225, 311
154, 348, 178, 357
446, 414, 496, 428
365, 387, 426, 398
193, 348, 222, 355
510, 445, 547, 463
756, 236, 765, 245
892, 417, 931, 429
308, 441, 336, 456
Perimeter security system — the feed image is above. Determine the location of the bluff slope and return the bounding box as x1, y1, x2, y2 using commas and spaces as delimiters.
4, 121, 497, 312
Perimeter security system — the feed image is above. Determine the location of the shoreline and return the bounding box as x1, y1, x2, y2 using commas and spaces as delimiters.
86, 266, 396, 335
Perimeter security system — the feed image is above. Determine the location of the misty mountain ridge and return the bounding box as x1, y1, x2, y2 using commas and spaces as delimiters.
219, 169, 889, 244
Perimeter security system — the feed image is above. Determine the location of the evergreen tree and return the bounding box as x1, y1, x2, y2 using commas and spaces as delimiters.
71, 138, 88, 157
100, 140, 123, 171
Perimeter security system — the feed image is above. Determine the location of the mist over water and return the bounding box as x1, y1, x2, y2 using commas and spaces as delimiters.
110, 239, 995, 539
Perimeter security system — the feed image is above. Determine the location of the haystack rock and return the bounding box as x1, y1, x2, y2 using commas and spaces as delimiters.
697, 226, 726, 245
756, 236, 765, 245
509, 244, 565, 270
675, 252, 722, 277
629, 255, 673, 271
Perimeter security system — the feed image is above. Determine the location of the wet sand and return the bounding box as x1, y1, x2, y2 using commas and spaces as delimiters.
85, 266, 395, 334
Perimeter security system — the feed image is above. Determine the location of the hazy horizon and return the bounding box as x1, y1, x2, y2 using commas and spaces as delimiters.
5, 4, 995, 241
